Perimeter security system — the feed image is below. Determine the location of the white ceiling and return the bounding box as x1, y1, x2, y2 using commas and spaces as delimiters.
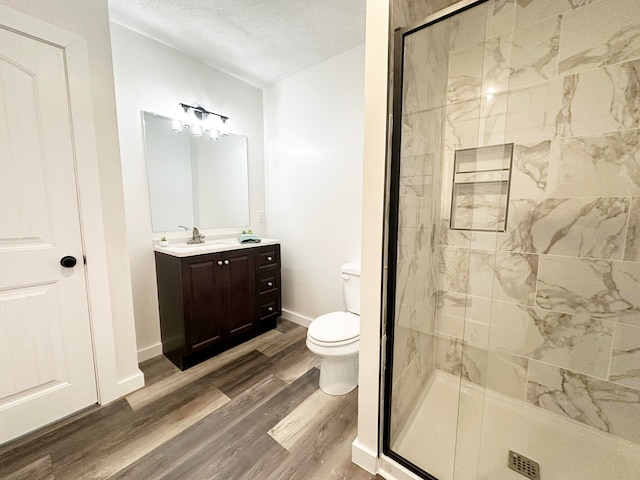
108, 0, 367, 88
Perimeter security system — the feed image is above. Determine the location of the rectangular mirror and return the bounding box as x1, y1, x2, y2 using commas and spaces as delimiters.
142, 111, 250, 232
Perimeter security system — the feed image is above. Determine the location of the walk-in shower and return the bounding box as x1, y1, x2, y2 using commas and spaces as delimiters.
383, 0, 640, 478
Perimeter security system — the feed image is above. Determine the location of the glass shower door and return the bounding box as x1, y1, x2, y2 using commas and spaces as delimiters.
384, 2, 495, 478
384, 0, 640, 479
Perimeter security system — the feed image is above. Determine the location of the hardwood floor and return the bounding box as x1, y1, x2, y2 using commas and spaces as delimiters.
0, 319, 384, 480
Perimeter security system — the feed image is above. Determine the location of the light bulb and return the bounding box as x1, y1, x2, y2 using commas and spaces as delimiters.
171, 119, 182, 132
192, 124, 202, 137
485, 86, 496, 101
209, 129, 220, 141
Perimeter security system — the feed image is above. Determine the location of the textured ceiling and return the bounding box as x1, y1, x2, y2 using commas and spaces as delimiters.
108, 0, 366, 87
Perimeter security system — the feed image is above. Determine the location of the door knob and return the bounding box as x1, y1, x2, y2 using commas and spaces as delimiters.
60, 256, 77, 268
217, 261, 223, 266
224, 259, 229, 265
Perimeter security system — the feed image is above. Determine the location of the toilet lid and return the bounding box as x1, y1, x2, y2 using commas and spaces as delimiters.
308, 311, 359, 344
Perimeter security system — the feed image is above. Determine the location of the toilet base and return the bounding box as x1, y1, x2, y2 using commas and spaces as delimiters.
318, 355, 359, 396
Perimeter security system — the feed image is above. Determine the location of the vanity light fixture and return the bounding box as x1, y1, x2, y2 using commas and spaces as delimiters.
173, 103, 230, 138
180, 103, 228, 125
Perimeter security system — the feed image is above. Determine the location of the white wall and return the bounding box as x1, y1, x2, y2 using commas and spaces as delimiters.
0, 0, 142, 395
353, 0, 389, 473
263, 45, 365, 324
109, 23, 266, 360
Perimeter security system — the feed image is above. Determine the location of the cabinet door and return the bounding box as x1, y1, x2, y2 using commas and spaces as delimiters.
182, 255, 224, 352
222, 249, 256, 336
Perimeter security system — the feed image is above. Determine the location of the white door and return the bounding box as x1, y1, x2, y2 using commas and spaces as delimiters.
0, 26, 97, 444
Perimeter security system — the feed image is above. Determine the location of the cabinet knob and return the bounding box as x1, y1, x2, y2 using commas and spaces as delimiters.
267, 282, 273, 287
268, 307, 274, 312
217, 260, 223, 266
267, 256, 273, 261
224, 259, 230, 265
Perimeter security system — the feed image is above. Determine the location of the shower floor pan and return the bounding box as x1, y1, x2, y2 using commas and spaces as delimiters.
391, 371, 640, 480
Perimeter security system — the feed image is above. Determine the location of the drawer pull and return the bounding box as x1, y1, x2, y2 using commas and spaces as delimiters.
266, 256, 273, 261
224, 259, 230, 265
267, 282, 273, 287
217, 260, 223, 266
268, 307, 274, 312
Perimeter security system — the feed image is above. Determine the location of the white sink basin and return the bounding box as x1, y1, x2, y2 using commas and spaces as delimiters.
155, 237, 279, 257
173, 238, 239, 249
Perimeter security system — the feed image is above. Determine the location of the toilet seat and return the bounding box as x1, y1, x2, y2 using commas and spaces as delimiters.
307, 311, 359, 347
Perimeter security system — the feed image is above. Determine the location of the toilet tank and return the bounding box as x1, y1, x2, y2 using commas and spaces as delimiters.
341, 263, 361, 315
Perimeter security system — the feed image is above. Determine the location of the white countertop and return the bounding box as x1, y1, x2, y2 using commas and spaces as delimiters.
154, 238, 280, 258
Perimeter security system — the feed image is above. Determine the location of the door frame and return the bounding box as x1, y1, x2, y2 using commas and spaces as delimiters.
0, 4, 126, 405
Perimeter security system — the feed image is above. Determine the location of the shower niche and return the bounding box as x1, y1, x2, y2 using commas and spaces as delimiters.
449, 143, 513, 232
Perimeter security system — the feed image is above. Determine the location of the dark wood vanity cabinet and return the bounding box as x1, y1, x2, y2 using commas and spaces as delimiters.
255, 244, 281, 322
155, 244, 281, 370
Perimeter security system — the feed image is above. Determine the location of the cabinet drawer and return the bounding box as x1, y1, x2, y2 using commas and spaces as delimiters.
256, 245, 280, 271
258, 295, 281, 321
257, 272, 280, 296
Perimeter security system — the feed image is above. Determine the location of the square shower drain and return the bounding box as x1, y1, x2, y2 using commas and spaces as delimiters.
508, 450, 540, 480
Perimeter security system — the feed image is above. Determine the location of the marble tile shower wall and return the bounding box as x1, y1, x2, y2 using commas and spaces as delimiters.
431, 0, 640, 446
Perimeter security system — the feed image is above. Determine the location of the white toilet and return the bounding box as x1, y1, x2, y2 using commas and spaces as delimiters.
306, 263, 361, 395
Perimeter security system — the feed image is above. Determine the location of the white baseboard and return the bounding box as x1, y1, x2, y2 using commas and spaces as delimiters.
281, 308, 313, 327
137, 342, 163, 363
352, 438, 378, 473
116, 370, 145, 398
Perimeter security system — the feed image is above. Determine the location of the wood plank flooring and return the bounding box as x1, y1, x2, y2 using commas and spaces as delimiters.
0, 319, 385, 480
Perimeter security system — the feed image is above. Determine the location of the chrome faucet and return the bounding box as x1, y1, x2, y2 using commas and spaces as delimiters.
179, 225, 206, 244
